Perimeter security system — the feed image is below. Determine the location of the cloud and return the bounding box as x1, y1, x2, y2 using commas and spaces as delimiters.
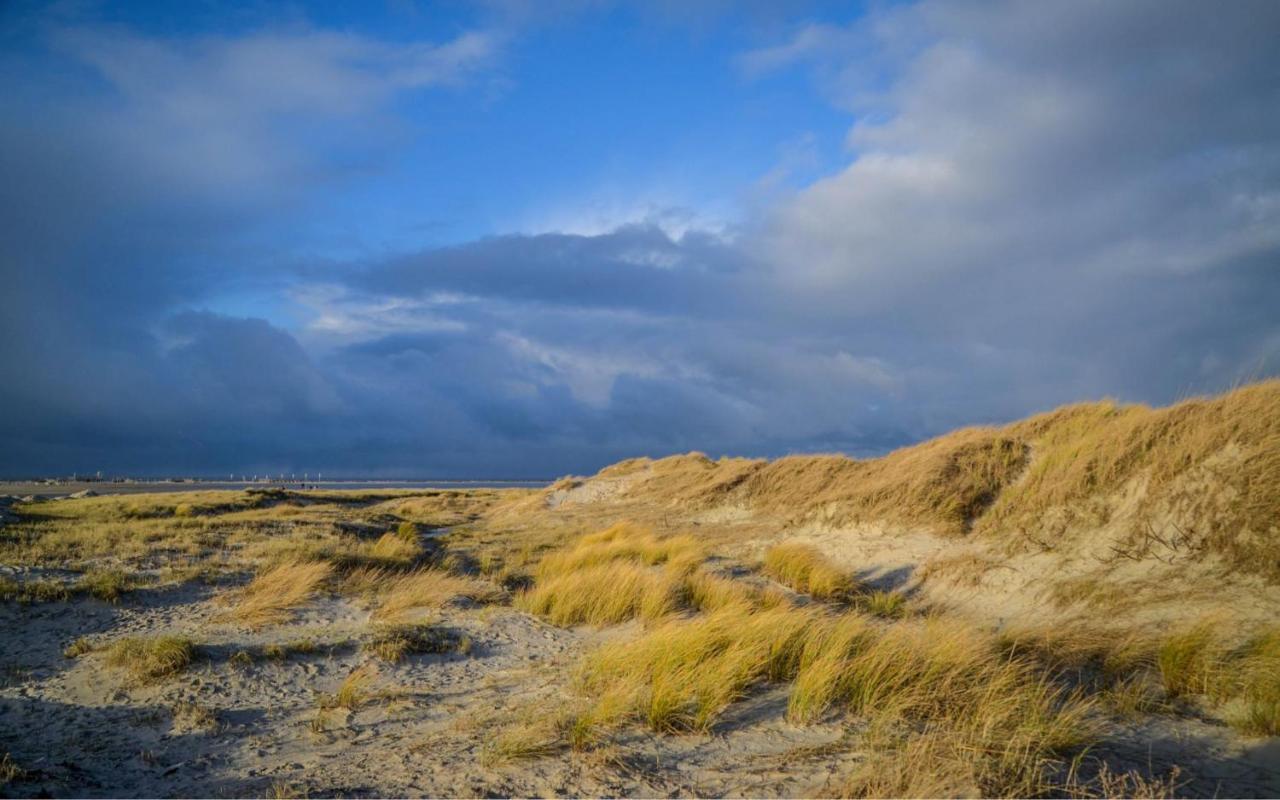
1, 1, 1278, 478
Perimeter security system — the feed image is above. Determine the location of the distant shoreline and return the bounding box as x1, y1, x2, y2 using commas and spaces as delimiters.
0, 479, 549, 498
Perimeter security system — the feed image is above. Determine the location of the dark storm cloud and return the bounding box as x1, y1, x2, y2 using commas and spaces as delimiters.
2, 0, 1279, 477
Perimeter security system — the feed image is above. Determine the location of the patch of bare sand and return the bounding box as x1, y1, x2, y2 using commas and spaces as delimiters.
0, 581, 859, 797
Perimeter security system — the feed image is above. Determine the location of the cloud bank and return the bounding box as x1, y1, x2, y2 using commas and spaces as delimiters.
1, 0, 1278, 477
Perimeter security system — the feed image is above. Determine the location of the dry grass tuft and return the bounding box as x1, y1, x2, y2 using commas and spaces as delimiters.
576, 604, 821, 733
371, 569, 503, 622
105, 636, 195, 682
223, 561, 332, 628
479, 709, 577, 765
762, 542, 859, 602
1156, 622, 1280, 736
368, 532, 423, 565
517, 561, 687, 626
363, 624, 470, 662
171, 700, 220, 733
515, 523, 717, 626
75, 568, 136, 602
321, 664, 376, 710
63, 636, 94, 658
533, 522, 702, 577
856, 590, 907, 619
1157, 621, 1220, 698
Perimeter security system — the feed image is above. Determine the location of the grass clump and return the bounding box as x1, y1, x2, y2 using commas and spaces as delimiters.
223, 560, 332, 628
320, 664, 376, 710
762, 542, 859, 602
576, 605, 820, 733
534, 522, 703, 576
0, 569, 140, 604
171, 700, 220, 733
363, 624, 470, 663
0, 577, 70, 603
479, 711, 576, 765
856, 590, 907, 619
75, 568, 136, 602
517, 561, 687, 626
105, 636, 195, 682
63, 637, 94, 658
1157, 622, 1220, 698
368, 532, 422, 565
371, 569, 503, 623
516, 524, 729, 627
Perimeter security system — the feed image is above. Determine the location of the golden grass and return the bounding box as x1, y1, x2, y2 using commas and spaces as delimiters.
479, 709, 576, 765
1003, 618, 1279, 737
683, 568, 787, 612
0, 577, 70, 603
222, 560, 332, 628
856, 590, 907, 619
1157, 622, 1280, 736
105, 636, 195, 682
573, 603, 1093, 794
533, 522, 702, 576
371, 569, 503, 622
576, 604, 820, 732
761, 542, 858, 601
514, 523, 719, 627
63, 637, 94, 658
321, 664, 376, 710
0, 569, 140, 604
368, 532, 423, 565
1157, 621, 1220, 698
517, 561, 687, 626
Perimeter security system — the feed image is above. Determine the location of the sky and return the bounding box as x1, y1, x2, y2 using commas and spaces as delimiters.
1, 0, 1278, 478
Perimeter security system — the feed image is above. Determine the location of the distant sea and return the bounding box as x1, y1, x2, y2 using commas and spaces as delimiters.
0, 479, 550, 498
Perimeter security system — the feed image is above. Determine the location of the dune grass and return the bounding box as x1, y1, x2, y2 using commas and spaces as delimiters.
105, 636, 195, 682
513, 525, 1094, 794
516, 561, 689, 626
222, 560, 332, 628
320, 664, 376, 711
514, 523, 713, 626
1157, 622, 1280, 736
75, 568, 137, 602
570, 381, 1280, 580
1, 569, 141, 604
533, 522, 703, 575
856, 590, 907, 619
363, 624, 471, 662
479, 707, 578, 765
981, 380, 1280, 576
571, 603, 1092, 795
371, 569, 504, 622
761, 541, 859, 601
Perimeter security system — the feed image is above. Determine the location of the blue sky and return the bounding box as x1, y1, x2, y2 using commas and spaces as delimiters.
2, 0, 1278, 477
